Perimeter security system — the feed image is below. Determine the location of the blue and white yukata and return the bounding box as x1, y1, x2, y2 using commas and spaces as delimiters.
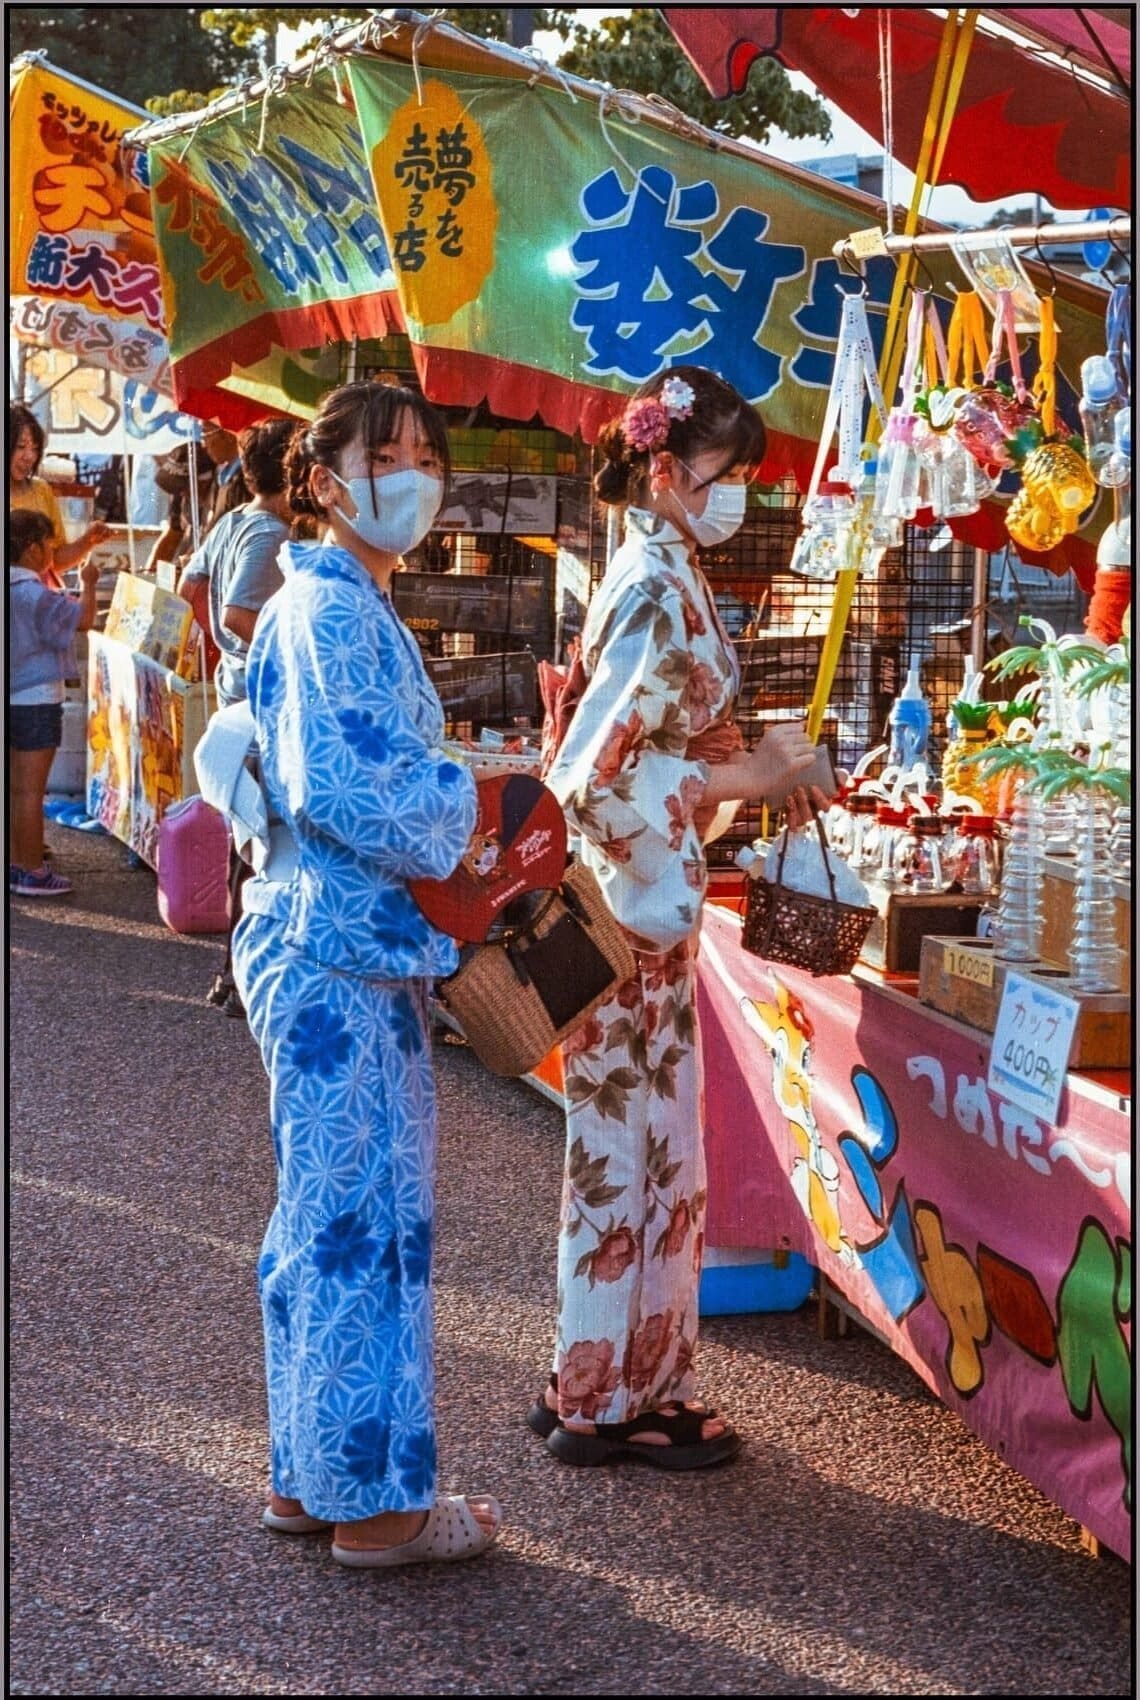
232, 540, 477, 1524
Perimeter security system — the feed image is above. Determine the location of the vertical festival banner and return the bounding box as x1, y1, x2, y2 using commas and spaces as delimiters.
9, 55, 170, 390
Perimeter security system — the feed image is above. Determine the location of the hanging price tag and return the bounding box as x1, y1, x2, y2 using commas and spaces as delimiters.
847, 227, 889, 260
986, 971, 1079, 1124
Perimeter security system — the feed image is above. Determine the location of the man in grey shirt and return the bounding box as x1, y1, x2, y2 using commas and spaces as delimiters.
178, 417, 294, 707
177, 417, 295, 1012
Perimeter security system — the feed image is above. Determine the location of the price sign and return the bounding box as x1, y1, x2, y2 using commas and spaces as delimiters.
987, 971, 1080, 1124
942, 942, 994, 988
847, 226, 889, 260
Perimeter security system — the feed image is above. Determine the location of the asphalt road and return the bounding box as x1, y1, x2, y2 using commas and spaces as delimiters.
8, 823, 1133, 1696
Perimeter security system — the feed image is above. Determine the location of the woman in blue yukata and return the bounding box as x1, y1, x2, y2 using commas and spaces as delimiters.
530, 366, 822, 1470
232, 382, 502, 1569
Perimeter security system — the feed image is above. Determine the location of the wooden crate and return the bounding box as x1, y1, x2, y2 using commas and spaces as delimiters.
1037, 855, 1131, 994
918, 936, 1130, 1069
858, 883, 989, 973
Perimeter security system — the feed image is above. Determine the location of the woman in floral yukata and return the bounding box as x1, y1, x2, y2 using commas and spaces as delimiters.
232, 382, 502, 1568
531, 366, 821, 1470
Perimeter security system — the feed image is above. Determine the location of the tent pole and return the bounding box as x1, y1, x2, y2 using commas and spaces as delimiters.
835, 216, 1131, 264
971, 548, 988, 674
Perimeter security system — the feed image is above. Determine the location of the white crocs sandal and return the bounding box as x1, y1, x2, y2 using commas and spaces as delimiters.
331, 1493, 502, 1569
261, 1504, 333, 1534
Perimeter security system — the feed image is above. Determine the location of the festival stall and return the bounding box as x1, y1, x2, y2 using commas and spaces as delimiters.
8, 55, 216, 844
117, 10, 1129, 1551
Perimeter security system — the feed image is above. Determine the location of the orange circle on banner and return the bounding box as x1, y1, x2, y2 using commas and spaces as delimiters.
372, 79, 496, 328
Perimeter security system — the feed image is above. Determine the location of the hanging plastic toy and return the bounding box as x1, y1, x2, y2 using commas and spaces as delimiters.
1019, 442, 1098, 531
791, 289, 888, 580
874, 289, 931, 522
912, 291, 982, 515
953, 289, 1041, 476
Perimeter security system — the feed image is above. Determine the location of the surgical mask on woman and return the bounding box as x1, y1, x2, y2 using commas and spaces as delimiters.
671, 462, 748, 546
329, 467, 442, 555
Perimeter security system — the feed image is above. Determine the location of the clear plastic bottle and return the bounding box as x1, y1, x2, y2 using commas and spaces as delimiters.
790, 477, 855, 580
1079, 355, 1126, 484
887, 661, 932, 770
874, 412, 924, 520
857, 457, 904, 551
1100, 404, 1132, 490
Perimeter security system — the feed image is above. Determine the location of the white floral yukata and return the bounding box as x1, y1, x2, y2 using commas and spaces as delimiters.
544, 506, 741, 1426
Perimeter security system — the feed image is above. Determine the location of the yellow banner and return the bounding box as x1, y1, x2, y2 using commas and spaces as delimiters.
9, 57, 163, 332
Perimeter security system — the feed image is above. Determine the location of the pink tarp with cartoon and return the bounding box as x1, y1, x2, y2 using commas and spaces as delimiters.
696, 905, 1131, 1560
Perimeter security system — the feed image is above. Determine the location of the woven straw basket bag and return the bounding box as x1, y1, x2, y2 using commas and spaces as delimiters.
743, 808, 877, 978
437, 859, 636, 1076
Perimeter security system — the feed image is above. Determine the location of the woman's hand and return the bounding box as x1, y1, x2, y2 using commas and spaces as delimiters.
79, 557, 102, 588
704, 721, 818, 807
784, 785, 833, 831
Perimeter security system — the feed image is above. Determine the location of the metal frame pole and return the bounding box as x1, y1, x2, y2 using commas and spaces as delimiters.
834, 217, 1131, 265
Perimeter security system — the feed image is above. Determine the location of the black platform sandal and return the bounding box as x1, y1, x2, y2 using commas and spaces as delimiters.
526, 1372, 560, 1440
546, 1402, 740, 1471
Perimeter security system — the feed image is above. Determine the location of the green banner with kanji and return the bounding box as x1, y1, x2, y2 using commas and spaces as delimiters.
345, 55, 1110, 567
146, 68, 401, 424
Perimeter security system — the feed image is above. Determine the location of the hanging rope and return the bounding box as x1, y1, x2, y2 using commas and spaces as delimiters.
878, 10, 896, 235
872, 9, 979, 440
946, 289, 990, 389
808, 9, 977, 744
596, 88, 667, 203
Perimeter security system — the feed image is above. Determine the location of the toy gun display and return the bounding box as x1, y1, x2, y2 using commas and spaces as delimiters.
436, 475, 541, 532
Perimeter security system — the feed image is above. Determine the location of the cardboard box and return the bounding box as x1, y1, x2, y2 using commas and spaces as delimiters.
918, 935, 1130, 1069
426, 651, 538, 728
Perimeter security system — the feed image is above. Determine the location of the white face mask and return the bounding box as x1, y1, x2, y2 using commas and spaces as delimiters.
330, 466, 442, 555
671, 464, 748, 546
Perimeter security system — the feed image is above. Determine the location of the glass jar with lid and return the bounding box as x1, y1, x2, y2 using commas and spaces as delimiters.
891, 813, 948, 891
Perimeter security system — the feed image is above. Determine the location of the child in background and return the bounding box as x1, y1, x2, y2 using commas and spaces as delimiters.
8, 509, 100, 897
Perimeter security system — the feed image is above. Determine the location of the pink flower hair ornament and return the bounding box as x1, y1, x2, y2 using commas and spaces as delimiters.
621, 375, 696, 454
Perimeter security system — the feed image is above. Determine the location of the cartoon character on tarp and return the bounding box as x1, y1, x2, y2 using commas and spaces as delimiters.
741, 978, 925, 1325
741, 981, 860, 1268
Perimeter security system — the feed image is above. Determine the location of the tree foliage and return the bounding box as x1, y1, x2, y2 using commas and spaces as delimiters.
17, 4, 830, 140
7, 6, 252, 114
554, 8, 830, 145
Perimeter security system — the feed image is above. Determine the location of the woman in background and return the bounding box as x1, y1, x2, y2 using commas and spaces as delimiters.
9, 402, 109, 582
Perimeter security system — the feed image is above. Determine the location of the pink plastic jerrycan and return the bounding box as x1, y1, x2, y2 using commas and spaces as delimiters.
156, 796, 231, 934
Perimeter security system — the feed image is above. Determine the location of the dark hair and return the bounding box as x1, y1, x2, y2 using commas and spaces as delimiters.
8, 507, 55, 561
238, 417, 296, 497
9, 403, 46, 477
594, 365, 766, 506
286, 382, 451, 520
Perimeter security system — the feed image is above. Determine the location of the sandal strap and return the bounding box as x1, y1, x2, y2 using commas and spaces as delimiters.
593, 1406, 724, 1448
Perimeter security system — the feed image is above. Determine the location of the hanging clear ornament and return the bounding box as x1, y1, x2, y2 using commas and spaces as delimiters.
912, 417, 994, 518
790, 478, 857, 581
